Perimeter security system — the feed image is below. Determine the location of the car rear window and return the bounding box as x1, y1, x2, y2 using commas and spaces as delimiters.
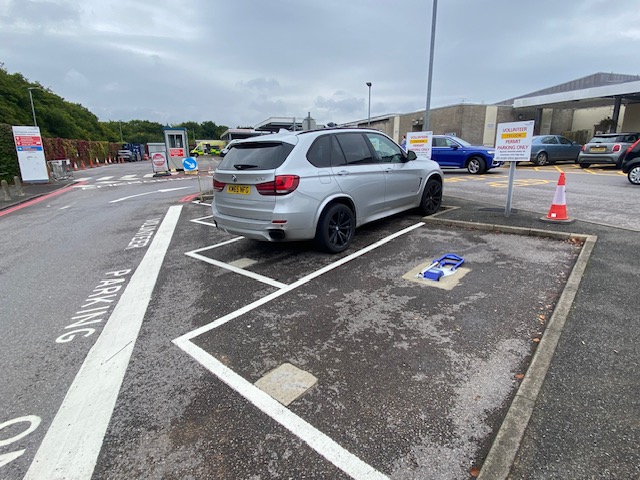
217, 142, 294, 170
589, 134, 639, 143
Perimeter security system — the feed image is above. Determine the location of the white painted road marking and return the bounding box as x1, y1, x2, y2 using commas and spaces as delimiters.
174, 222, 425, 479
108, 187, 191, 203
25, 206, 182, 480
96, 176, 114, 181
119, 174, 138, 180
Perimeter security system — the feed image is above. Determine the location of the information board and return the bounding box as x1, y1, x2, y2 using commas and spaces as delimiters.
12, 125, 49, 182
406, 131, 433, 160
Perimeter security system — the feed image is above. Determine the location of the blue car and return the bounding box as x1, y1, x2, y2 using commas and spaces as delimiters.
530, 135, 582, 166
431, 135, 501, 174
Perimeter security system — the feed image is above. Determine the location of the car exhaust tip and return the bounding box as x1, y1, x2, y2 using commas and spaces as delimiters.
268, 230, 285, 240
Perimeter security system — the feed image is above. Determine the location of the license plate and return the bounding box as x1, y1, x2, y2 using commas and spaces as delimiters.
227, 185, 250, 194
590, 147, 606, 152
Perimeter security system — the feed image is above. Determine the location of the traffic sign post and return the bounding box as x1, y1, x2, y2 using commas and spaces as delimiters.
494, 121, 535, 216
182, 157, 198, 174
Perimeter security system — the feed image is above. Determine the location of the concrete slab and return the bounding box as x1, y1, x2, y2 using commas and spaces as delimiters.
255, 363, 318, 406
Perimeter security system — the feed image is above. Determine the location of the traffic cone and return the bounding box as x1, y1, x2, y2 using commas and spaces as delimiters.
545, 172, 570, 221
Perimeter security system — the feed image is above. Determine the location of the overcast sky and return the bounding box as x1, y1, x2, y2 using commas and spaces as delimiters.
2, 0, 640, 129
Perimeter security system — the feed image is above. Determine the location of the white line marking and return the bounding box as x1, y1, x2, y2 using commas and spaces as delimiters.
118, 174, 138, 180
143, 173, 154, 178
96, 176, 114, 181
109, 187, 191, 203
178, 222, 424, 342
192, 200, 212, 206
25, 206, 183, 480
174, 223, 424, 477
186, 251, 287, 288
190, 214, 216, 226
173, 338, 388, 480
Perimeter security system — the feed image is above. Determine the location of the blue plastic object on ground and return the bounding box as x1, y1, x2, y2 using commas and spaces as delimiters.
420, 253, 465, 281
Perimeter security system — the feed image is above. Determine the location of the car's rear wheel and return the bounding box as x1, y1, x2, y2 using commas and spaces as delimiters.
534, 152, 549, 166
579, 163, 589, 169
628, 165, 640, 185
420, 178, 442, 215
467, 156, 486, 174
315, 203, 355, 253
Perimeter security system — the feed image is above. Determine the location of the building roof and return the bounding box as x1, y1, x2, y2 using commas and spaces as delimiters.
496, 72, 640, 108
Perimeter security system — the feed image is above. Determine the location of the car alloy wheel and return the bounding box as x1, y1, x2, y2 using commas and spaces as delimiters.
467, 156, 486, 174
535, 152, 548, 166
420, 178, 442, 215
315, 203, 355, 253
628, 165, 640, 185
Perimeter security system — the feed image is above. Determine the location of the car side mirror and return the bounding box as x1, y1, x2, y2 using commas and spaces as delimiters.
451, 144, 459, 150
406, 150, 417, 161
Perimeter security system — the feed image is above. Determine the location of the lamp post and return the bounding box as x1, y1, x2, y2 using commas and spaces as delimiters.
28, 87, 38, 127
424, 0, 438, 131
366, 82, 372, 126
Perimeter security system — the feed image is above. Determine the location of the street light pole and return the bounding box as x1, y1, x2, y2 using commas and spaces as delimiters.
28, 87, 38, 127
366, 82, 372, 126
424, 0, 438, 131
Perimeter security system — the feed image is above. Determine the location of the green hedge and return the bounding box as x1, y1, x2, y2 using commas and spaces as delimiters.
0, 122, 121, 183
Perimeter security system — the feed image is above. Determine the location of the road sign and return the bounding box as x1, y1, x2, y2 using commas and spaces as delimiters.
182, 157, 198, 171
12, 126, 48, 182
406, 131, 433, 160
494, 121, 534, 162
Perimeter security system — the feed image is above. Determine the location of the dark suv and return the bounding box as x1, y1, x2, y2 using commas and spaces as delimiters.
620, 139, 640, 185
577, 132, 640, 168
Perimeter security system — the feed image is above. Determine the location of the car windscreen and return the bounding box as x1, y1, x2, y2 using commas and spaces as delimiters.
217, 142, 294, 170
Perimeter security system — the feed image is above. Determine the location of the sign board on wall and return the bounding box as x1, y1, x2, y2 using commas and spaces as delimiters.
12, 126, 49, 182
406, 131, 433, 160
494, 121, 535, 162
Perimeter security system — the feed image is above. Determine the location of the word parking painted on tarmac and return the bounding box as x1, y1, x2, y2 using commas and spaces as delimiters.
56, 269, 132, 343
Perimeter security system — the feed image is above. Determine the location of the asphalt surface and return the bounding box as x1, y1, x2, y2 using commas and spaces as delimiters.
2, 174, 638, 478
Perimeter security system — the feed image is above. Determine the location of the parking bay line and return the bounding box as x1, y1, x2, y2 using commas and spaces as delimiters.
173, 221, 425, 479
24, 205, 183, 480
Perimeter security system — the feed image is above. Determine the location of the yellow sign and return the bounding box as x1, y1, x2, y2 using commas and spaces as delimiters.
501, 132, 527, 139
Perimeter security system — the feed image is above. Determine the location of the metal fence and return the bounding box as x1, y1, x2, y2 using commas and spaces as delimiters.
47, 159, 74, 181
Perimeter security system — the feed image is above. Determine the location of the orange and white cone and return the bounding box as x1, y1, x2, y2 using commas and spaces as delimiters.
546, 172, 569, 221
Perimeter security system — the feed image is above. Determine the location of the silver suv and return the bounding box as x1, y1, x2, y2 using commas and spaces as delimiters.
577, 132, 640, 168
211, 128, 443, 253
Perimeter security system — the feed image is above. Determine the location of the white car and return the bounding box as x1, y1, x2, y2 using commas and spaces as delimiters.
220, 139, 240, 157
211, 128, 443, 253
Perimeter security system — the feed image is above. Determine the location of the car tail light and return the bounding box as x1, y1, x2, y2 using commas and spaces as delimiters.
626, 139, 640, 154
256, 175, 300, 195
612, 144, 621, 152
581, 145, 586, 151
213, 179, 225, 192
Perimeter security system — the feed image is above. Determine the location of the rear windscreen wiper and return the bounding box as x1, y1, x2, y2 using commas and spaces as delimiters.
233, 164, 258, 170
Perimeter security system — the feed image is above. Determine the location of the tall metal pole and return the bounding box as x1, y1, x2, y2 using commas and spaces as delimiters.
366, 82, 372, 126
28, 88, 38, 126
424, 0, 438, 131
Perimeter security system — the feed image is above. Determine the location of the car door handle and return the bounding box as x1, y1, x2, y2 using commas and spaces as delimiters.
336, 170, 350, 176
384, 168, 393, 173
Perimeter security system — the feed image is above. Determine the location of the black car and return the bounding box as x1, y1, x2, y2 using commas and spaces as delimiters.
620, 139, 640, 185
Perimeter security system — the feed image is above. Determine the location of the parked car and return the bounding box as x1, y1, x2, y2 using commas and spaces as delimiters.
577, 132, 640, 168
211, 127, 443, 253
529, 135, 582, 165
117, 149, 134, 162
620, 139, 640, 185
430, 135, 501, 174
220, 139, 240, 157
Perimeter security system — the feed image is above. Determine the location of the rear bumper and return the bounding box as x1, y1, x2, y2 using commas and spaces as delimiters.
577, 153, 623, 165
211, 203, 315, 242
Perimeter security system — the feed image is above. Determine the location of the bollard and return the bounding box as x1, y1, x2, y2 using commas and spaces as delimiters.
1, 179, 11, 201
14, 176, 25, 196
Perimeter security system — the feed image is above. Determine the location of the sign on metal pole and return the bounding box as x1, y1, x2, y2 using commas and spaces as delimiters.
12, 126, 49, 183
494, 121, 534, 216
406, 131, 433, 160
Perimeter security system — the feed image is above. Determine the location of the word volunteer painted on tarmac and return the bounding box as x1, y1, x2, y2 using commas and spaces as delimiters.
56, 269, 132, 343
127, 218, 161, 249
